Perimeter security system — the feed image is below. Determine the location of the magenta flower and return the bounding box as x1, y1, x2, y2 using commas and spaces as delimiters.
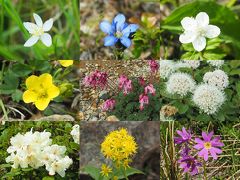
102, 99, 116, 111
144, 84, 156, 96
194, 131, 224, 161
139, 93, 149, 110
174, 127, 192, 145
118, 75, 132, 95
148, 60, 159, 73
138, 77, 146, 86
178, 156, 201, 176
83, 70, 108, 89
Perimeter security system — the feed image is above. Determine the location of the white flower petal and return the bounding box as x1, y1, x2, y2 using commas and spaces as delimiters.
43, 18, 53, 32
24, 36, 39, 47
23, 22, 38, 34
192, 36, 206, 52
205, 25, 220, 38
181, 17, 197, 31
179, 31, 196, 43
40, 33, 52, 47
196, 12, 209, 27
33, 13, 43, 27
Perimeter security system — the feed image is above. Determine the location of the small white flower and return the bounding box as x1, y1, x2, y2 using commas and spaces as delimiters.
182, 60, 201, 69
193, 84, 225, 114
160, 60, 176, 79
179, 12, 220, 52
23, 13, 53, 47
166, 72, 196, 97
70, 124, 80, 144
203, 70, 229, 90
207, 60, 224, 68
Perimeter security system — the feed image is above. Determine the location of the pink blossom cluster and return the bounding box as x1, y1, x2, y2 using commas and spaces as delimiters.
102, 99, 116, 111
148, 59, 159, 73
118, 75, 133, 95
83, 70, 108, 89
139, 83, 156, 110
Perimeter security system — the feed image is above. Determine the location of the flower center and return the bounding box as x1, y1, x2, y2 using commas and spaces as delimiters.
196, 27, 206, 37
38, 91, 48, 100
115, 31, 123, 38
33, 27, 44, 36
204, 142, 212, 150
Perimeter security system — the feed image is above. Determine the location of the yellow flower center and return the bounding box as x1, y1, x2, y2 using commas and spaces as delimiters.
33, 27, 44, 36
204, 142, 212, 150
38, 91, 49, 100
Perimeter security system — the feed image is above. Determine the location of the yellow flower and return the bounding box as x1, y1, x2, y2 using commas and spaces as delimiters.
113, 176, 118, 180
23, 73, 60, 110
101, 128, 137, 167
100, 164, 112, 177
59, 60, 74, 67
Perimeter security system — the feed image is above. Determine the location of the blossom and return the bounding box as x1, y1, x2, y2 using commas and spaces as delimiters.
179, 12, 220, 52
138, 77, 146, 86
139, 93, 149, 111
148, 60, 159, 73
182, 60, 201, 69
192, 84, 225, 114
174, 127, 192, 145
166, 72, 196, 97
194, 131, 224, 161
70, 124, 80, 144
102, 99, 116, 111
144, 84, 156, 95
159, 60, 176, 79
101, 164, 112, 177
23, 13, 53, 47
203, 69, 229, 90
118, 75, 132, 95
178, 156, 201, 175
99, 13, 139, 48
59, 60, 74, 67
207, 60, 224, 68
23, 73, 60, 111
83, 70, 108, 89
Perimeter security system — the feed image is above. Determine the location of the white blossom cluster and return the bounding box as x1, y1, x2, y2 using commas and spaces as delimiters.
207, 60, 224, 68
182, 60, 201, 69
70, 124, 80, 144
159, 60, 176, 79
6, 129, 73, 177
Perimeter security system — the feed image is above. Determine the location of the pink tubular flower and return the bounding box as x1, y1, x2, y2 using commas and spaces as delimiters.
194, 131, 224, 161
138, 77, 146, 86
174, 127, 192, 145
144, 84, 156, 96
178, 155, 201, 176
148, 60, 159, 73
139, 94, 149, 111
83, 70, 108, 89
102, 99, 116, 111
118, 75, 132, 95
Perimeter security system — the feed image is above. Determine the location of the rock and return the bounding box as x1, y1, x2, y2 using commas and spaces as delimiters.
106, 115, 119, 121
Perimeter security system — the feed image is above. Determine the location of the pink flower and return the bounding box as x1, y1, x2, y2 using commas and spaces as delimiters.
139, 94, 149, 110
178, 156, 201, 176
144, 84, 156, 95
83, 70, 108, 89
174, 127, 192, 145
102, 99, 116, 111
194, 131, 224, 161
118, 75, 132, 95
138, 77, 146, 86
148, 60, 159, 73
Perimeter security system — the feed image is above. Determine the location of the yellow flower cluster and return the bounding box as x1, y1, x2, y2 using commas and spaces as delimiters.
101, 128, 137, 168
23, 73, 60, 110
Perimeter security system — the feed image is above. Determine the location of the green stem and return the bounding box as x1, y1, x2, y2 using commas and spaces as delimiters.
122, 167, 129, 180
203, 161, 207, 180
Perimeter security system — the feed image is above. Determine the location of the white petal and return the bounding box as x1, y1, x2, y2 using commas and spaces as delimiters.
192, 36, 206, 52
40, 33, 52, 47
33, 13, 43, 27
179, 31, 196, 43
43, 18, 53, 32
181, 17, 197, 31
196, 12, 209, 27
23, 22, 38, 34
205, 25, 220, 38
24, 36, 39, 47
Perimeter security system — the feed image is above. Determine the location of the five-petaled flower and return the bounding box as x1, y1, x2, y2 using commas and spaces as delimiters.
99, 14, 139, 48
23, 13, 53, 47
179, 12, 220, 52
23, 73, 60, 110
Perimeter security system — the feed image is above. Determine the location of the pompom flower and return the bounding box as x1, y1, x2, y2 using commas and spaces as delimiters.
182, 60, 201, 69
207, 60, 224, 68
23, 73, 60, 111
179, 12, 220, 52
193, 84, 225, 114
159, 60, 176, 79
59, 60, 74, 67
102, 99, 116, 111
166, 72, 196, 97
23, 13, 53, 47
99, 14, 139, 48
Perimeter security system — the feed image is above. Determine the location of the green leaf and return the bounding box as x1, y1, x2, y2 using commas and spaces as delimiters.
11, 89, 23, 102
173, 101, 189, 114
236, 82, 240, 96
116, 167, 144, 179
11, 63, 32, 77
0, 71, 19, 94
83, 165, 101, 180
42, 176, 55, 180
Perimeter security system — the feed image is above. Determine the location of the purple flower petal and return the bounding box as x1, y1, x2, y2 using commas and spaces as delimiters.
202, 131, 209, 141
195, 138, 204, 144
100, 21, 113, 34
120, 37, 131, 48
104, 35, 118, 46
193, 143, 204, 150
209, 148, 218, 159
113, 14, 126, 31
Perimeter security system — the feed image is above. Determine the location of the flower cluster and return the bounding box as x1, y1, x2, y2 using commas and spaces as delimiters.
70, 124, 80, 144
207, 60, 224, 68
148, 59, 159, 73
6, 129, 73, 177
118, 75, 133, 95
174, 128, 224, 176
139, 84, 156, 110
102, 99, 116, 111
83, 70, 108, 89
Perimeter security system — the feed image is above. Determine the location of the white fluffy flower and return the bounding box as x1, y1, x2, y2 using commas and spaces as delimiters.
179, 12, 220, 52
203, 70, 229, 90
23, 13, 53, 47
160, 60, 176, 79
182, 60, 201, 69
166, 72, 196, 97
207, 60, 224, 68
193, 84, 225, 114
70, 124, 80, 144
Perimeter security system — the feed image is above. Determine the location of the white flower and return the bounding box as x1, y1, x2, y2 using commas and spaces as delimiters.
203, 70, 229, 90
207, 60, 224, 68
179, 12, 220, 52
160, 60, 176, 79
166, 72, 196, 97
23, 13, 53, 47
193, 84, 225, 114
182, 60, 201, 69
70, 124, 80, 144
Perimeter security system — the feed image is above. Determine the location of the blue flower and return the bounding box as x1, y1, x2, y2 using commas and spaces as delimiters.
99, 14, 139, 48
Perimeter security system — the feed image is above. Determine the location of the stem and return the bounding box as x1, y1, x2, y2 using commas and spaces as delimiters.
203, 161, 207, 180
122, 168, 129, 180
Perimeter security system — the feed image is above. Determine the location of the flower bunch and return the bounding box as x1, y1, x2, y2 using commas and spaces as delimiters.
174, 127, 224, 176
70, 124, 80, 144
148, 59, 159, 73
102, 99, 116, 111
118, 75, 133, 95
6, 129, 73, 177
139, 84, 156, 110
83, 70, 108, 89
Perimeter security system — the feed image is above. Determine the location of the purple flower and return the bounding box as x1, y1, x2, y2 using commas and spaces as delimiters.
118, 75, 132, 95
144, 84, 156, 96
180, 145, 191, 156
178, 156, 201, 176
174, 127, 192, 145
139, 93, 149, 111
194, 131, 224, 161
148, 60, 159, 73
83, 70, 108, 89
102, 99, 116, 111
99, 14, 139, 48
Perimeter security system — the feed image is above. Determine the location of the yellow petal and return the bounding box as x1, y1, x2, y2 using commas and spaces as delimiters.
25, 75, 39, 89
22, 90, 38, 103
35, 98, 50, 111
59, 60, 74, 67
47, 85, 60, 99
39, 73, 53, 88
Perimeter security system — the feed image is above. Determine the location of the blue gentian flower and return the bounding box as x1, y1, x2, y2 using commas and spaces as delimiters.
99, 14, 139, 48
